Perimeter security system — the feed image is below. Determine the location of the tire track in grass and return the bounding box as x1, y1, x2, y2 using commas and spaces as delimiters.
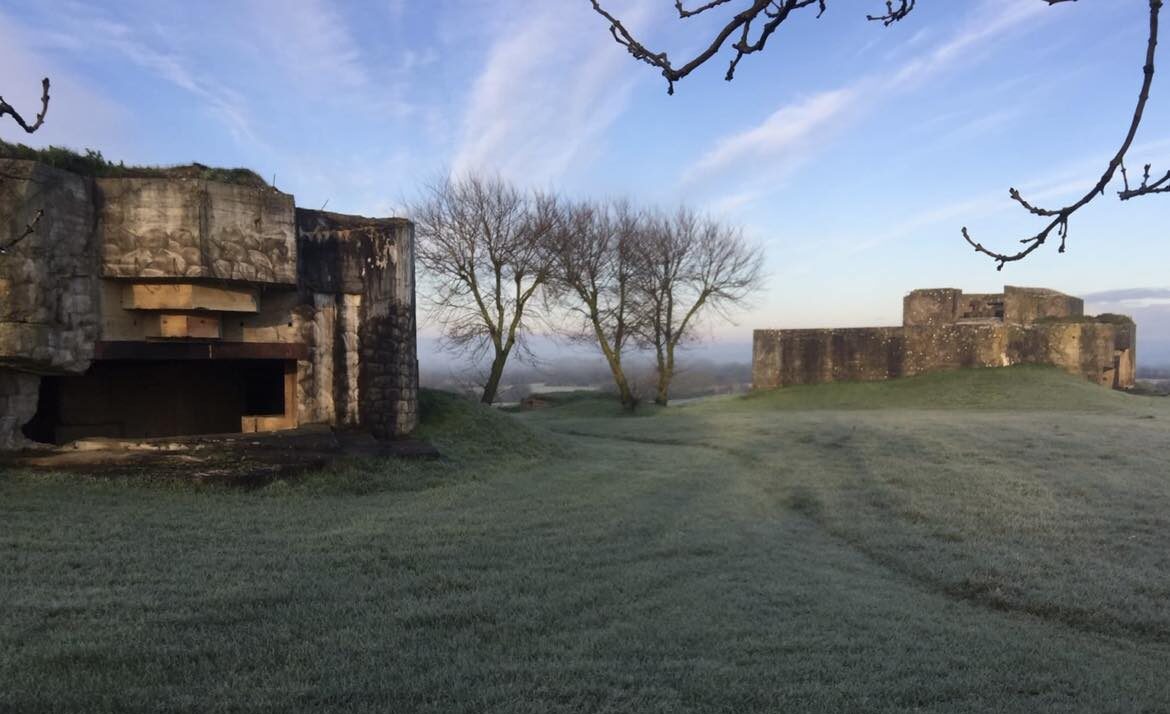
543, 421, 1170, 650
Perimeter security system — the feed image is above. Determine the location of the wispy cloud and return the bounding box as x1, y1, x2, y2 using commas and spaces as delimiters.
247, 0, 369, 92
1082, 288, 1170, 307
34, 3, 261, 146
680, 0, 1050, 191
451, 0, 656, 183
778, 192, 1006, 278
889, 0, 1047, 87
682, 88, 857, 186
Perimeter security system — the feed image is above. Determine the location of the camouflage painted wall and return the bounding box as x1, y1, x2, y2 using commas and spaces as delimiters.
97, 178, 296, 284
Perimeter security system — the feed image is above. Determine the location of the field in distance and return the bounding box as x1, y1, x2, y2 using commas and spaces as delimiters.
3, 366, 1169, 712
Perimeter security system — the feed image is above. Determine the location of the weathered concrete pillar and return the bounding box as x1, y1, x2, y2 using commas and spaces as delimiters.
295, 210, 419, 438
0, 369, 40, 450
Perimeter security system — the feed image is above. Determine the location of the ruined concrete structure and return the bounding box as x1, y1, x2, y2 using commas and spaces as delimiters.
0, 159, 418, 449
753, 286, 1135, 391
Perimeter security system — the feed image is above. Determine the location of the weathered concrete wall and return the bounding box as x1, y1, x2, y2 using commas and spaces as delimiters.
0, 160, 101, 374
97, 178, 296, 284
1004, 286, 1083, 324
1005, 321, 1135, 388
296, 210, 418, 437
752, 328, 904, 389
756, 286, 1134, 391
0, 369, 39, 449
903, 288, 960, 327
754, 318, 1137, 390
904, 323, 1009, 374
2, 160, 420, 445
956, 294, 1003, 320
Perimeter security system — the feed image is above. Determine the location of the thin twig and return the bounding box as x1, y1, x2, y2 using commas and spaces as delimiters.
867, 0, 916, 27
589, 0, 841, 94
0, 209, 45, 254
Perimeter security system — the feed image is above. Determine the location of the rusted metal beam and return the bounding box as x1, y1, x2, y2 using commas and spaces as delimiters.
94, 341, 309, 361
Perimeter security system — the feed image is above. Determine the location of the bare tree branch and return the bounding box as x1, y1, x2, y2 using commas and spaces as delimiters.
1120, 160, 1170, 199
962, 0, 1162, 269
0, 208, 44, 255
0, 78, 51, 134
588, 1, 909, 95
867, 0, 916, 27
1, 77, 51, 253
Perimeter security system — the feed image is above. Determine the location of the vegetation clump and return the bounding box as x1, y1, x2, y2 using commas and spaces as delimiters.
1033, 313, 1134, 325
0, 139, 270, 188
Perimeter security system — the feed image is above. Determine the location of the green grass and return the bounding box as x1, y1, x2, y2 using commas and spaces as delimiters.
1, 139, 270, 187
4, 369, 1170, 712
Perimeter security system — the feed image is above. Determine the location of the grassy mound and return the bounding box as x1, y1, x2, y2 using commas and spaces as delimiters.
0, 139, 270, 187
731, 365, 1146, 413
293, 389, 559, 494
511, 390, 664, 419
414, 388, 553, 460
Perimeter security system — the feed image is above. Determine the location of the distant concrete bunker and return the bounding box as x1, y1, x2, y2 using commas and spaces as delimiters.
753, 286, 1135, 391
0, 159, 418, 449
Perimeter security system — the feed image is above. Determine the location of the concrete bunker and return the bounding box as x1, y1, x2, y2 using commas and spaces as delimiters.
753, 286, 1136, 391
0, 159, 418, 450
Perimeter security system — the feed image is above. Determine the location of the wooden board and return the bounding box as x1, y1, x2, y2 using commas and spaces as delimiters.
149, 314, 222, 339
241, 415, 296, 433
122, 283, 259, 313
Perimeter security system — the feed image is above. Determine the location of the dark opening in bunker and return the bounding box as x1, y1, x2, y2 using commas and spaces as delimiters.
23, 359, 296, 445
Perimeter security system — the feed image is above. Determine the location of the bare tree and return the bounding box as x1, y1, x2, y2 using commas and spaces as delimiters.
0, 77, 51, 255
411, 175, 558, 404
548, 199, 644, 408
590, 1, 1165, 266
633, 207, 763, 405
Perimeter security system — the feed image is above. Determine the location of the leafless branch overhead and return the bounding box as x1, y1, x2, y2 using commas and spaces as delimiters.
867, 1, 916, 27
588, 1, 913, 95
1120, 161, 1170, 200
0, 78, 51, 134
962, 0, 1163, 269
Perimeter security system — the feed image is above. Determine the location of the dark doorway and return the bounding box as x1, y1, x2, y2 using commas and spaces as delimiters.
24, 359, 294, 444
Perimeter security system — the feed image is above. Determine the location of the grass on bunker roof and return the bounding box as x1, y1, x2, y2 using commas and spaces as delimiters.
3, 367, 1170, 713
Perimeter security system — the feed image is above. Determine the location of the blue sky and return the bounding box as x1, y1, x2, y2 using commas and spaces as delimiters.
2, 0, 1168, 360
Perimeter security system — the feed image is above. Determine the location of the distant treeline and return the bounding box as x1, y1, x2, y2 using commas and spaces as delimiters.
422, 356, 752, 404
